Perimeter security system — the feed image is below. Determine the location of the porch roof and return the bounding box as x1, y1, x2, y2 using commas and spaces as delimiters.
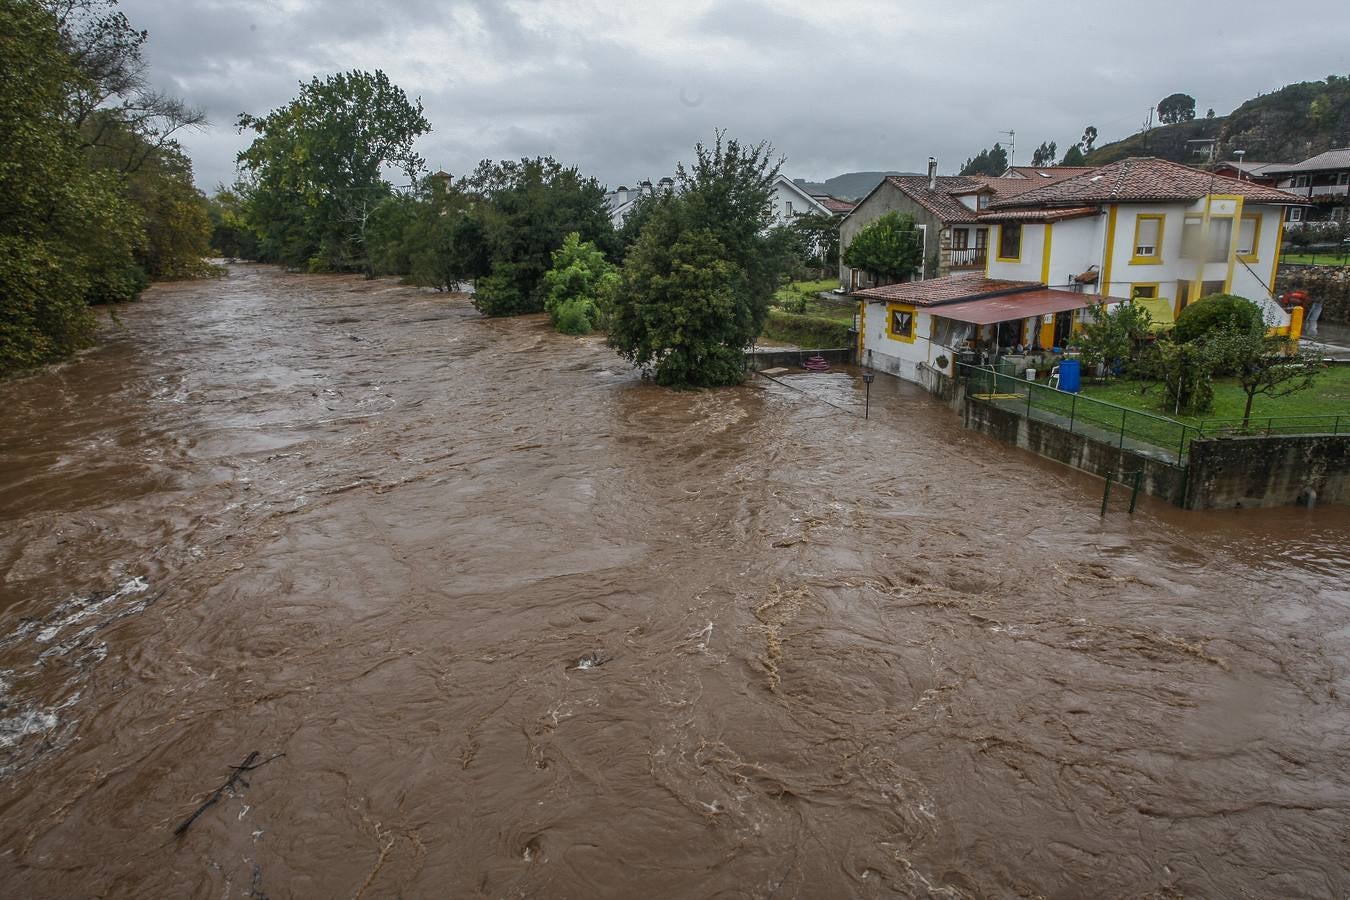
928, 289, 1101, 326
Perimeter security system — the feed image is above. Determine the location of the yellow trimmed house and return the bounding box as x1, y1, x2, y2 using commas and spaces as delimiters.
854, 158, 1305, 384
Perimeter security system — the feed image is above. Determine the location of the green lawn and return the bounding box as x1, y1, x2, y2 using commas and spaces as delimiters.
1279, 252, 1350, 267
1079, 365, 1350, 425
773, 279, 854, 324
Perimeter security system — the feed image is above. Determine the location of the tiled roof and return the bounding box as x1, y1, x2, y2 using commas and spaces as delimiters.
885, 175, 985, 223
977, 206, 1099, 223
970, 176, 1067, 198
1003, 166, 1097, 180
815, 195, 856, 214
1263, 148, 1350, 175
852, 272, 1040, 307
988, 157, 1303, 208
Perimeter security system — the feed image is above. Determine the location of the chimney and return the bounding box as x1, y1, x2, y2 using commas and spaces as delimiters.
928, 157, 937, 190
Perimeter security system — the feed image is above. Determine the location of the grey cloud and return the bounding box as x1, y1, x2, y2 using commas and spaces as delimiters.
117, 0, 1350, 193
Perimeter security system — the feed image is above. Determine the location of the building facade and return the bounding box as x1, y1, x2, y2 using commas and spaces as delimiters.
1265, 148, 1350, 225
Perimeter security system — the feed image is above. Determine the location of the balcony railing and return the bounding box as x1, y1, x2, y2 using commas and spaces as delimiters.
948, 246, 988, 268
1308, 183, 1349, 198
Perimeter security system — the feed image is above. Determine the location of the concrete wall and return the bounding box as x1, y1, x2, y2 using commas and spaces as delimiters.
1184, 435, 1350, 509
962, 398, 1188, 503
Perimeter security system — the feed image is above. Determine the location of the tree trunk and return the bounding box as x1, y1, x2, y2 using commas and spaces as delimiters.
1241, 388, 1256, 430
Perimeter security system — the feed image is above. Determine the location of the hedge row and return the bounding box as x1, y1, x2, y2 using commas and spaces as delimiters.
760, 309, 853, 348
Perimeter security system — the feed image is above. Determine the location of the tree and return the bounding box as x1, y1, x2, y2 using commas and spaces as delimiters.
1158, 92, 1197, 125
1205, 108, 1216, 119
463, 157, 614, 316
542, 232, 618, 334
1140, 334, 1228, 415
126, 141, 213, 279
208, 186, 260, 260
789, 210, 842, 272
1081, 125, 1098, 153
0, 0, 142, 374
1077, 301, 1154, 377
841, 212, 923, 285
236, 69, 430, 272
1030, 140, 1058, 167
959, 143, 1009, 176
1060, 144, 1087, 166
1210, 327, 1325, 428
607, 132, 787, 387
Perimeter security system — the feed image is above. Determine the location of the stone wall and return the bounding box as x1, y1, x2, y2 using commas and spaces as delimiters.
1275, 265, 1350, 325
962, 398, 1188, 504
1184, 435, 1350, 510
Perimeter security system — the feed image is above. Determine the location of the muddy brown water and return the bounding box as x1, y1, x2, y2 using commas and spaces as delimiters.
1, 264, 1348, 898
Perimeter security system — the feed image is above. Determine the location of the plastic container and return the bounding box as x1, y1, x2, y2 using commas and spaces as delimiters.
1025, 368, 1036, 381
1058, 358, 1081, 393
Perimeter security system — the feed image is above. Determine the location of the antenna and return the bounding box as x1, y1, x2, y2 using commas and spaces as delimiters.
1142, 107, 1154, 153
999, 130, 1015, 167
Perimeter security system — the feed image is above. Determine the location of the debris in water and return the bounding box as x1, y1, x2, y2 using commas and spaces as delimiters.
173, 751, 285, 838
569, 651, 611, 671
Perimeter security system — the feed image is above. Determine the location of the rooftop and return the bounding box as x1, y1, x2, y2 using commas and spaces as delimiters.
1263, 148, 1350, 175
988, 158, 1302, 209
852, 272, 1041, 307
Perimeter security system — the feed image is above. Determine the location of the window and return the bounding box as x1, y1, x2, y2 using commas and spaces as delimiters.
1340, 172, 1350, 186
1206, 216, 1233, 262
1132, 214, 1164, 263
974, 228, 989, 249
1295, 175, 1310, 188
1289, 207, 1304, 223
1331, 207, 1346, 223
785, 201, 794, 217
887, 304, 916, 343
977, 193, 989, 209
997, 223, 1022, 261
1236, 213, 1261, 262
952, 228, 969, 249
1181, 215, 1203, 258
1130, 284, 1158, 300
1201, 280, 1225, 300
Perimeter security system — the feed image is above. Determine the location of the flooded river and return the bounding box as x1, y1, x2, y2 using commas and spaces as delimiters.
2, 265, 1348, 897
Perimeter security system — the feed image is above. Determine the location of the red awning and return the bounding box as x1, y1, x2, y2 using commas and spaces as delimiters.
929, 289, 1097, 326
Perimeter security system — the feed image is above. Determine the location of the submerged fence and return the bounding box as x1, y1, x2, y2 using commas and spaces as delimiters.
956, 363, 1348, 466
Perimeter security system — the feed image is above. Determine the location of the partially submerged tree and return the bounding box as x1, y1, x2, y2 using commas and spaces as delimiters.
236, 69, 430, 271
607, 132, 787, 387
542, 232, 618, 335
841, 211, 923, 285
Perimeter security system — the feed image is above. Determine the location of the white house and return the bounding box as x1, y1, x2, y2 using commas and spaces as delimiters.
769, 174, 832, 226
604, 177, 674, 228
854, 157, 1303, 385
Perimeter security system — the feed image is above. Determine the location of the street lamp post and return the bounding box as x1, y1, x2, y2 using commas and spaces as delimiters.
863, 372, 875, 419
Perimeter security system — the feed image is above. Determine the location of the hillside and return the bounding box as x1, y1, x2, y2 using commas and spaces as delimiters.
1088, 75, 1350, 166
794, 170, 919, 201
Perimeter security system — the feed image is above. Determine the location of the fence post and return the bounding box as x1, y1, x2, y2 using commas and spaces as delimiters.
1129, 470, 1142, 514
1069, 394, 1077, 434
1119, 408, 1128, 450
1101, 470, 1114, 516
1267, 416, 1273, 436
1177, 426, 1188, 466
1026, 383, 1033, 418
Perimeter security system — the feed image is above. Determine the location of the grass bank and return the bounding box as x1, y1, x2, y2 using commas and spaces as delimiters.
759, 309, 853, 348
1079, 364, 1350, 424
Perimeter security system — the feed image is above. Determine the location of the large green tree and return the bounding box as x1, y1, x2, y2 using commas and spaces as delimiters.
542, 232, 618, 334
1157, 92, 1197, 125
841, 211, 923, 285
0, 0, 139, 373
607, 133, 789, 387
959, 143, 1009, 176
464, 157, 614, 316
236, 70, 430, 271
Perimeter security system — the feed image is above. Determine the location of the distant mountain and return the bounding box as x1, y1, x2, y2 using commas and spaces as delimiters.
1087, 75, 1350, 166
794, 171, 919, 201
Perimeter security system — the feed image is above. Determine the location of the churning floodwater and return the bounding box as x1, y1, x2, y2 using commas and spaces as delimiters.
1, 265, 1348, 897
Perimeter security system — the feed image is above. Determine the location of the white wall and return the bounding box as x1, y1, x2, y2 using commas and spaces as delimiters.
860, 303, 946, 383
986, 222, 1050, 282
769, 179, 828, 227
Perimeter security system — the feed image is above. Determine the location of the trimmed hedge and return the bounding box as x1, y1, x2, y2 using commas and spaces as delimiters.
760, 309, 852, 348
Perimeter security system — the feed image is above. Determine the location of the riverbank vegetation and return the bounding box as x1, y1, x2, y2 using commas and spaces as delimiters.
1, 0, 215, 376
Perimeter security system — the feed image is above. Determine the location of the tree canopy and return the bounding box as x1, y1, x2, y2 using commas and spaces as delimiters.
1158, 93, 1197, 125
959, 143, 1009, 176
841, 211, 923, 285
607, 133, 788, 387
235, 69, 431, 272
1030, 141, 1058, 167
542, 232, 617, 335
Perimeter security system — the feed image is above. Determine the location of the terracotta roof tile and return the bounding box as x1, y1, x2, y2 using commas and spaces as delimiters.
977, 205, 1099, 223
885, 175, 985, 223
851, 272, 1040, 307
988, 157, 1302, 208
815, 195, 856, 214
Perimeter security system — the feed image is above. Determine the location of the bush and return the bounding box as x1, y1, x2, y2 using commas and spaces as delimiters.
542, 232, 617, 335
472, 267, 530, 316
1173, 294, 1264, 343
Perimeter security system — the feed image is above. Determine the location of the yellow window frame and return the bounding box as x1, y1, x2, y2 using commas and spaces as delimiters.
996, 223, 1022, 262
1130, 213, 1165, 264
886, 303, 917, 343
1236, 213, 1261, 263
1129, 282, 1160, 300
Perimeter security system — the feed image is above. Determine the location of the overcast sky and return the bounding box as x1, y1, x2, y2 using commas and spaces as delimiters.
122, 0, 1350, 192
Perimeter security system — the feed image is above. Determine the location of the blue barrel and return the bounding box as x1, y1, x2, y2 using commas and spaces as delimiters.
1058, 358, 1081, 393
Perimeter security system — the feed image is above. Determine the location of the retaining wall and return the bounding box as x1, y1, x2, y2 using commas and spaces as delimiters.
747, 347, 854, 371
1184, 435, 1350, 510
962, 398, 1188, 503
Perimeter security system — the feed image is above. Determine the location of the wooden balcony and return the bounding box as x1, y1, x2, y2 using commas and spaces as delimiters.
948, 246, 988, 268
